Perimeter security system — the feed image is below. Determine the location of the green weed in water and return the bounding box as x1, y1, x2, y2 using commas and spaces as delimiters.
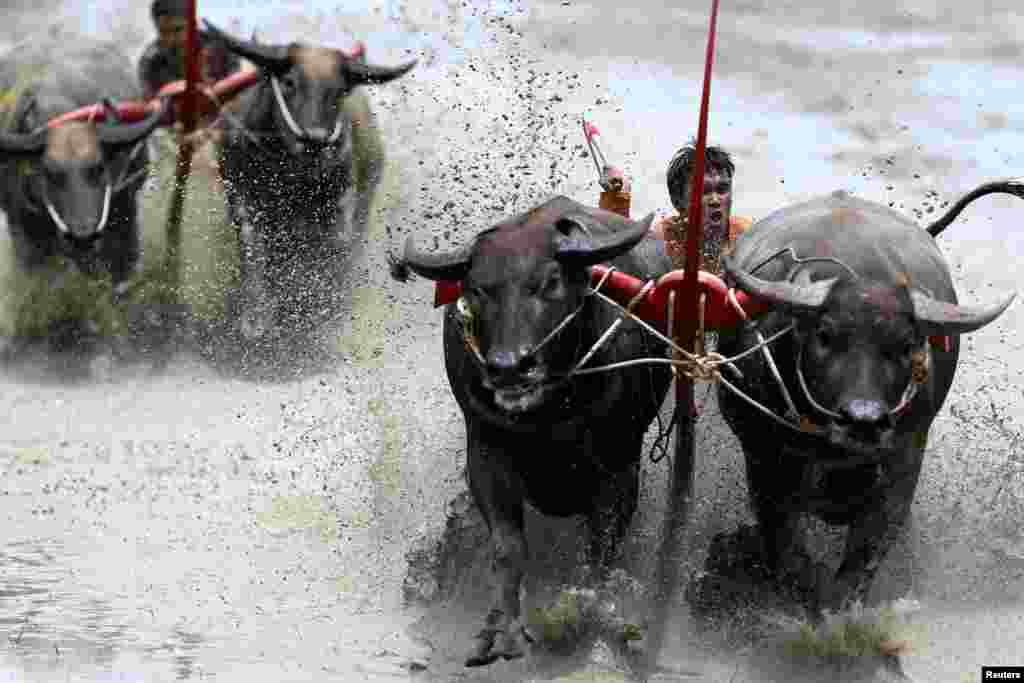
255, 494, 336, 542
528, 590, 583, 645
781, 604, 924, 660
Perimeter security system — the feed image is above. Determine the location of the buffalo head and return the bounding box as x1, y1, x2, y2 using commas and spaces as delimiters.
399, 196, 654, 414
203, 20, 416, 159
726, 257, 1015, 454
0, 104, 164, 248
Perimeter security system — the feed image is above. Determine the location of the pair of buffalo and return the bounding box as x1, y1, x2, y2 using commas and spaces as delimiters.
0, 22, 416, 344
393, 179, 1018, 665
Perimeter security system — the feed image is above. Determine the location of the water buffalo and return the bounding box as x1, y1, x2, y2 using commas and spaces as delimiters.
201, 21, 417, 340
395, 196, 673, 666
716, 186, 1016, 615
0, 43, 164, 297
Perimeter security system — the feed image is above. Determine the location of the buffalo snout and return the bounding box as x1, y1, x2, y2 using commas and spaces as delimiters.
840, 398, 888, 425
485, 349, 537, 387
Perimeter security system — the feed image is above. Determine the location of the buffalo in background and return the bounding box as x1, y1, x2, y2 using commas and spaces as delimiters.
0, 41, 164, 301
204, 21, 416, 343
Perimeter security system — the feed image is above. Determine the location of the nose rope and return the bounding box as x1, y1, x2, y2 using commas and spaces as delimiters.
749, 246, 861, 280
795, 343, 928, 424
454, 254, 928, 445
270, 76, 345, 144
42, 181, 111, 237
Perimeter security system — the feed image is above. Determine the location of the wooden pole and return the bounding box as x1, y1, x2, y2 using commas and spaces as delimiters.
162, 0, 201, 343
643, 0, 721, 675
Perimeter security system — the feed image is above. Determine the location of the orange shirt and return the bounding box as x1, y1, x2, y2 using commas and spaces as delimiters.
650, 213, 753, 273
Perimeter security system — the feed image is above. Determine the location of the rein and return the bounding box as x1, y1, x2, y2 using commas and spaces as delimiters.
21, 133, 150, 238
453, 258, 933, 450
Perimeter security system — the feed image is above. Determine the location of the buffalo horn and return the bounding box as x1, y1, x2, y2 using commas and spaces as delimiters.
554, 211, 654, 267
202, 20, 292, 73
400, 234, 472, 281
725, 254, 838, 310
343, 58, 418, 86
97, 100, 167, 147
911, 289, 1016, 335
0, 128, 47, 157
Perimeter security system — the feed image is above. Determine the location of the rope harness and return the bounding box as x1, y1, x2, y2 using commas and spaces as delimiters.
22, 135, 149, 239
453, 254, 933, 449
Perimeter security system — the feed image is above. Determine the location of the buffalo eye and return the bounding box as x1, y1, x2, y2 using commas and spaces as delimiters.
816, 324, 833, 348
535, 271, 563, 299
280, 74, 299, 93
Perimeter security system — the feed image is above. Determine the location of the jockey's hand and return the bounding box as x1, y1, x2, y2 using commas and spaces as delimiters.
600, 166, 629, 193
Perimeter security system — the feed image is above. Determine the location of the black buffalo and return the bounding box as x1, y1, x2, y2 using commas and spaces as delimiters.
202, 21, 416, 340
716, 186, 1016, 615
0, 43, 164, 297
395, 196, 673, 666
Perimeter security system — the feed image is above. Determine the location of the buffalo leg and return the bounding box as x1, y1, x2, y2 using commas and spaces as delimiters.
464, 432, 531, 667
826, 457, 922, 612
230, 201, 275, 339
587, 459, 640, 574
587, 457, 644, 656
748, 456, 828, 603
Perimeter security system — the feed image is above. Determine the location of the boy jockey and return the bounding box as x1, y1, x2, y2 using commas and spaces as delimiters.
137, 0, 241, 153
649, 142, 753, 275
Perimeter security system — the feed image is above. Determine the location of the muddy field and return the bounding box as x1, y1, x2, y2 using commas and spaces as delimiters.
1, 0, 1023, 681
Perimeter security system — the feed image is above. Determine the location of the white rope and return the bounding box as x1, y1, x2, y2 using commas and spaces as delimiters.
728, 287, 800, 420
44, 197, 70, 234
44, 182, 112, 237
271, 75, 347, 144
270, 76, 306, 138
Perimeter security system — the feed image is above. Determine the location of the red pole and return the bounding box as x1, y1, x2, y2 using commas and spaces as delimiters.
644, 0, 721, 674
162, 0, 201, 337
673, 0, 720, 486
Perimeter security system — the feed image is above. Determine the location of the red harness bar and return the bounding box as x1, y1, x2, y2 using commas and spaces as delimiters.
47, 68, 261, 128
431, 267, 771, 332
433, 272, 952, 350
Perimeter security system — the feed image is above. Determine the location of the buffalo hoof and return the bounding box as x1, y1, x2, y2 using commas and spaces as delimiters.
464, 614, 532, 667
772, 552, 834, 612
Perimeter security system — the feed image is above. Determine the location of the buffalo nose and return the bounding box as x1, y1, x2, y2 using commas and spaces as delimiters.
840, 399, 887, 425
485, 350, 535, 384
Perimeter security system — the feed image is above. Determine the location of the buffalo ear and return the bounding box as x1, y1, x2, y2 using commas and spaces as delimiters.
397, 234, 471, 282
554, 211, 654, 267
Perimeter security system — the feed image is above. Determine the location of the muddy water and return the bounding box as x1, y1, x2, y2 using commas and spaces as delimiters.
1, 0, 1023, 681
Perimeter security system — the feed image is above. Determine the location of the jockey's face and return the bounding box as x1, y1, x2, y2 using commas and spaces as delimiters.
683, 168, 733, 232
157, 15, 188, 52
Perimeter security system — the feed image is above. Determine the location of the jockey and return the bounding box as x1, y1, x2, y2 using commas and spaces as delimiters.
649, 141, 753, 275
137, 0, 242, 151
